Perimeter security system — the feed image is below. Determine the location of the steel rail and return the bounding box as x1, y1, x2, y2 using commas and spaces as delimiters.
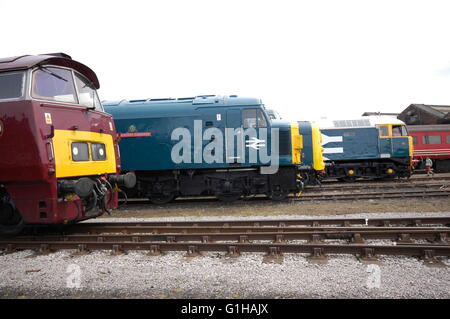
302, 189, 450, 196
297, 189, 450, 201
60, 226, 450, 235
120, 188, 450, 205
305, 182, 449, 192
1, 240, 449, 260
7, 229, 449, 244
74, 216, 450, 228
320, 175, 450, 184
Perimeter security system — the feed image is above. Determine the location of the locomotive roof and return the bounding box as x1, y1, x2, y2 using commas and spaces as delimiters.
103, 95, 263, 118
316, 116, 406, 129
0, 53, 100, 89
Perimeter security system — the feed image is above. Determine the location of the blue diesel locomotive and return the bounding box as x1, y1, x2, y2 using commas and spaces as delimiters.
317, 116, 414, 181
104, 95, 325, 203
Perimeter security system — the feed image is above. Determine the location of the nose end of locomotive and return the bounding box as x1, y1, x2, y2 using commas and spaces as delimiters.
310, 123, 326, 171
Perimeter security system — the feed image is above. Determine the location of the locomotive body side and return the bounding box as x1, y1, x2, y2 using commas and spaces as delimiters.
106, 96, 279, 170
105, 95, 322, 202
318, 117, 413, 180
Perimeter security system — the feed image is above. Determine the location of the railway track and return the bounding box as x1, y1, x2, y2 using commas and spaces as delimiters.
121, 188, 450, 205
8, 228, 450, 244
119, 177, 450, 205
300, 178, 450, 201
299, 189, 450, 201
71, 216, 450, 228
320, 175, 450, 184
1, 241, 449, 265
306, 181, 450, 192
1, 217, 449, 265
300, 177, 450, 201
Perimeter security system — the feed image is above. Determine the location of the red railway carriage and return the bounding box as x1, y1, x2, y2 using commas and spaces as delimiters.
407, 124, 450, 172
0, 53, 135, 235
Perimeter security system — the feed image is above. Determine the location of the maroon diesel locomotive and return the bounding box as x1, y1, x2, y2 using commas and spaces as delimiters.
0, 53, 135, 235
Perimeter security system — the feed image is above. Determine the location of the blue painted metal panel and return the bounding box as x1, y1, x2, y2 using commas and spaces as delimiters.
271, 120, 293, 166
298, 121, 313, 167
378, 137, 392, 157
105, 96, 292, 171
391, 138, 410, 157
321, 127, 379, 161
321, 127, 411, 161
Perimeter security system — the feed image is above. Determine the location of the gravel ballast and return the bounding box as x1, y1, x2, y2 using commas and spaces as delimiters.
1, 211, 449, 299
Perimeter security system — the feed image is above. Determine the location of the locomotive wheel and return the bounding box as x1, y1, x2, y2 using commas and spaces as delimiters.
0, 202, 25, 236
268, 189, 289, 201
216, 193, 242, 202
148, 193, 176, 204
341, 176, 356, 182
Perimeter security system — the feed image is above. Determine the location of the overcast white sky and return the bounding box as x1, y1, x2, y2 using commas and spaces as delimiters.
1, 0, 450, 121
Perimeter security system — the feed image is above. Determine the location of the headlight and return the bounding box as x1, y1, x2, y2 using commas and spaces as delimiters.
71, 142, 89, 161
91, 143, 107, 161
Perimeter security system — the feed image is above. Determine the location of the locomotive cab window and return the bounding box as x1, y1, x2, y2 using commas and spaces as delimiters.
243, 109, 257, 128
392, 126, 401, 136
32, 67, 78, 103
243, 109, 268, 128
257, 109, 268, 127
401, 125, 408, 136
0, 71, 25, 100
392, 125, 408, 137
74, 72, 103, 112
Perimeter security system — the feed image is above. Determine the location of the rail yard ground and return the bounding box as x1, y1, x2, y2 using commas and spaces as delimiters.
112, 197, 450, 219
0, 174, 449, 299
110, 173, 450, 219
0, 212, 449, 299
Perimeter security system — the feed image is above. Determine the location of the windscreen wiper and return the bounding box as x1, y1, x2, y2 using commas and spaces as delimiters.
39, 66, 68, 82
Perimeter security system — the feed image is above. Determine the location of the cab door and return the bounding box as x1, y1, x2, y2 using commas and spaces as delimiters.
391, 125, 411, 158
201, 109, 226, 166
377, 124, 393, 158
225, 109, 244, 164
241, 108, 270, 166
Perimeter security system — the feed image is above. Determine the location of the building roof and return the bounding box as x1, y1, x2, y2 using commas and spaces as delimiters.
406, 104, 450, 118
